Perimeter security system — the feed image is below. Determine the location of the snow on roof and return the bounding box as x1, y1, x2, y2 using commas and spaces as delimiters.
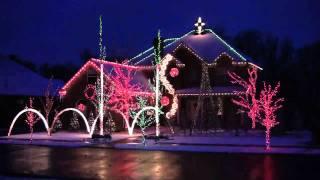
129, 29, 261, 69
0, 59, 64, 96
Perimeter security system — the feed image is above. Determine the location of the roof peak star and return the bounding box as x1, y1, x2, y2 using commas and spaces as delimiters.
194, 17, 205, 34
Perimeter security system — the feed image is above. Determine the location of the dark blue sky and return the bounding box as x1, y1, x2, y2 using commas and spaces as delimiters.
0, 0, 319, 65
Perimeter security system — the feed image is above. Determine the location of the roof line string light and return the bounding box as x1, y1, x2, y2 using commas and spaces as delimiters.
128, 38, 178, 63
131, 30, 195, 65
205, 28, 247, 62
130, 17, 262, 69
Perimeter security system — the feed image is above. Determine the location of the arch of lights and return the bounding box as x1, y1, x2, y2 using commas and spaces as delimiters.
50, 108, 90, 135
8, 108, 50, 136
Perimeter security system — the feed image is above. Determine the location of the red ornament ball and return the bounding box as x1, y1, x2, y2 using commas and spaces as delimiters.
169, 68, 179, 77
160, 96, 170, 106
77, 103, 86, 112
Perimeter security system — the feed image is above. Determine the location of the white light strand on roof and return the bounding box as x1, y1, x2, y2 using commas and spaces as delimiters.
206, 28, 247, 62
208, 52, 263, 70
163, 38, 179, 42
172, 43, 207, 63
129, 26, 262, 70
132, 30, 195, 65
128, 46, 154, 63
172, 43, 262, 70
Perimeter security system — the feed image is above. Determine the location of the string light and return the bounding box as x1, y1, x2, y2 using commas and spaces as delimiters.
172, 45, 263, 70
228, 68, 260, 128
129, 30, 169, 136
59, 59, 154, 96
154, 30, 161, 136
206, 28, 248, 62
159, 55, 175, 94
92, 58, 154, 70
192, 63, 216, 130
107, 62, 151, 130
8, 108, 50, 136
131, 30, 195, 65
50, 108, 91, 135
59, 61, 104, 95
159, 54, 178, 118
129, 46, 154, 62
163, 38, 179, 42
129, 19, 262, 70
57, 17, 263, 137
172, 43, 207, 63
259, 82, 284, 150
176, 92, 244, 96
99, 63, 104, 135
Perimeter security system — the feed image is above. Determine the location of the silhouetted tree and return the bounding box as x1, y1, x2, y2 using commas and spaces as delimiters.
233, 30, 265, 63
39, 63, 78, 82
296, 41, 320, 143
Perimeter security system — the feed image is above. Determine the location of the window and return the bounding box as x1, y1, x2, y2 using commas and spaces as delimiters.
87, 69, 97, 84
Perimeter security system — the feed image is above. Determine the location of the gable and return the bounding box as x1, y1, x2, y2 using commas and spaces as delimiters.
59, 59, 154, 97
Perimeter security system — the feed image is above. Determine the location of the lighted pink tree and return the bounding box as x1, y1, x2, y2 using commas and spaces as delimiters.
228, 68, 259, 128
25, 97, 39, 141
258, 82, 284, 150
108, 63, 143, 127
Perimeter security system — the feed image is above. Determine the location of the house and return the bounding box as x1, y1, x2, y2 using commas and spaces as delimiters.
129, 18, 262, 130
0, 58, 63, 96
58, 59, 154, 130
0, 57, 64, 130
60, 18, 262, 131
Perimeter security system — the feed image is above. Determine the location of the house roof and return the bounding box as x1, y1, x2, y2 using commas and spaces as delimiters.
0, 59, 64, 96
60, 59, 154, 95
129, 29, 262, 69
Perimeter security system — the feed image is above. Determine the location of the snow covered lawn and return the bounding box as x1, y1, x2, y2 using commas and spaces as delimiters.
114, 141, 320, 155
113, 130, 319, 155
1, 129, 318, 155
157, 133, 311, 147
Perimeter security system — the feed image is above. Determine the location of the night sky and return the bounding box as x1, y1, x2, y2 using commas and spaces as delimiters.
0, 0, 319, 65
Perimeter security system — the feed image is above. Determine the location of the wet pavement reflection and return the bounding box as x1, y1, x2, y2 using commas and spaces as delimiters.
0, 144, 319, 179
